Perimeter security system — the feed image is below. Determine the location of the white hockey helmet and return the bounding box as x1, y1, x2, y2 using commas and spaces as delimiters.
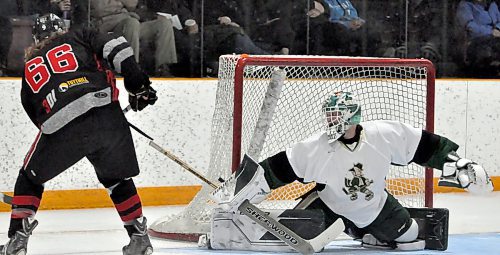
322, 91, 361, 142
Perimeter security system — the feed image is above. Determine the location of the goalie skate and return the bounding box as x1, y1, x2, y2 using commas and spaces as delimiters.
0, 217, 38, 255
210, 154, 270, 211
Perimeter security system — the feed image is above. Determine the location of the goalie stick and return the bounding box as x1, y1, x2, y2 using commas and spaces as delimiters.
246, 68, 285, 159
239, 199, 344, 255
1, 105, 135, 205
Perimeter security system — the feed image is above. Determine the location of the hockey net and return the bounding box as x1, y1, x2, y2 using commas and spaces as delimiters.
149, 55, 435, 241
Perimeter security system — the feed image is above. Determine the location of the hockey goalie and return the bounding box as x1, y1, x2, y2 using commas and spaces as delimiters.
205, 91, 493, 254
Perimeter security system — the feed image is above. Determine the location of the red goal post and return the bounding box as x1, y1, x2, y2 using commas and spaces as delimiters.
149, 54, 435, 242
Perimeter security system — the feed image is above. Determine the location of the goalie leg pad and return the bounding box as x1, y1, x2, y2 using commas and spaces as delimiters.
407, 207, 449, 251
209, 207, 326, 252
211, 154, 271, 211
395, 219, 419, 242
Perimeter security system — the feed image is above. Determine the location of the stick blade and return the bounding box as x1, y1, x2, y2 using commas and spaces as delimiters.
310, 219, 344, 252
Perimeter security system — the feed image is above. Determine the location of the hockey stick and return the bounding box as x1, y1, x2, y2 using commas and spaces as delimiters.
147, 140, 218, 189
120, 103, 219, 188
0, 105, 135, 205
239, 199, 344, 255
124, 117, 218, 189
122, 104, 132, 114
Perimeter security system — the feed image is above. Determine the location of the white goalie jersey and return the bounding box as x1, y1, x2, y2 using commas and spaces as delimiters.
286, 120, 422, 227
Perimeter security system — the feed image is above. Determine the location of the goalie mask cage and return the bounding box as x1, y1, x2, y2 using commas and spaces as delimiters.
149, 55, 435, 242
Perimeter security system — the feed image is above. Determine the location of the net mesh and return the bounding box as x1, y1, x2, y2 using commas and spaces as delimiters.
149, 55, 434, 240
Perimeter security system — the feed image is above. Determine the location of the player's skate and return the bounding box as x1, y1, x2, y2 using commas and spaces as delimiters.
210, 154, 271, 211
0, 217, 38, 255
122, 217, 153, 255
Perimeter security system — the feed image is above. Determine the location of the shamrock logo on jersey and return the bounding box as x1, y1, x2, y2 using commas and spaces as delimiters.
343, 163, 374, 201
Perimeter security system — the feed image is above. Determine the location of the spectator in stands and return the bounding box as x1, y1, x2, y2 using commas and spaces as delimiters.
285, 0, 313, 54
17, 0, 90, 30
243, 0, 295, 54
456, 0, 500, 77
90, 0, 177, 77
185, 0, 269, 75
19, 0, 70, 18
203, 0, 271, 72
306, 0, 381, 56
371, 0, 442, 65
136, 0, 196, 76
61, 0, 91, 30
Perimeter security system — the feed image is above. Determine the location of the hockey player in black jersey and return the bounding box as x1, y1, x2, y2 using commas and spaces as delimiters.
0, 14, 156, 255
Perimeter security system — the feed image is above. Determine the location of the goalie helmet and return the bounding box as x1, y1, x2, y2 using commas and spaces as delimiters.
32, 13, 67, 44
322, 91, 361, 142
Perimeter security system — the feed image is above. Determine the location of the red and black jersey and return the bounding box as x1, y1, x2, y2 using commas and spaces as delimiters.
21, 28, 140, 134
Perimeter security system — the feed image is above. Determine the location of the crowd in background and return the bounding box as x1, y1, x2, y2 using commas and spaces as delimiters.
0, 0, 499, 78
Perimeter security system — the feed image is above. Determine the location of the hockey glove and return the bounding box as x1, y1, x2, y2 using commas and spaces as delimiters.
129, 86, 158, 111
438, 155, 493, 195
123, 71, 151, 96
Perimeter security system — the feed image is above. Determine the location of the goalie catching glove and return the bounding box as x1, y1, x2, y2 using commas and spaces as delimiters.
438, 153, 493, 194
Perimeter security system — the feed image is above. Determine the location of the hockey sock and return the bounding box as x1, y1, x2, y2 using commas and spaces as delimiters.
8, 170, 44, 237
103, 178, 143, 237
